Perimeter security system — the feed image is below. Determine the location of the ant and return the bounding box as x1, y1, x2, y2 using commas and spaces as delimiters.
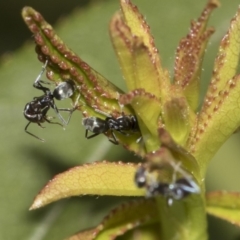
134, 162, 200, 206
24, 60, 78, 141
82, 113, 139, 144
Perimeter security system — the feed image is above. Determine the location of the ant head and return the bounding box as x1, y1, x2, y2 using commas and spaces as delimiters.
83, 117, 108, 133
53, 80, 75, 100
134, 166, 147, 188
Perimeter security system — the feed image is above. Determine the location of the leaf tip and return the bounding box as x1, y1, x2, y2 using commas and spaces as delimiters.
21, 6, 34, 18
29, 197, 44, 210
208, 0, 220, 8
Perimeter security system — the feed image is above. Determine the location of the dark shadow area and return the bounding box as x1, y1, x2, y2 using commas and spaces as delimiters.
21, 146, 76, 175
88, 195, 139, 215
21, 141, 141, 176
208, 215, 240, 240
106, 145, 143, 164
0, 0, 90, 56
25, 194, 139, 229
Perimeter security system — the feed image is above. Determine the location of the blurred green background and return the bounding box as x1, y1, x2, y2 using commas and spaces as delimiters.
1, 0, 240, 239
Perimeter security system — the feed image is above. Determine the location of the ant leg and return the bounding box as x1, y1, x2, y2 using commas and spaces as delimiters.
58, 103, 78, 125
171, 161, 181, 183
49, 100, 68, 126
57, 108, 73, 125
34, 60, 48, 84
33, 81, 51, 93
37, 80, 53, 86
108, 131, 119, 145
170, 161, 200, 194
165, 162, 182, 206
52, 107, 74, 126
37, 123, 45, 129
54, 94, 80, 125
25, 122, 45, 142
136, 136, 143, 143
118, 130, 129, 136
85, 129, 100, 139
33, 60, 52, 93
45, 117, 63, 127
176, 179, 199, 194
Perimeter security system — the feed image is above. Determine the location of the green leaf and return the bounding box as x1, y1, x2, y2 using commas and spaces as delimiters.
117, 223, 161, 240
119, 89, 161, 152
119, 0, 169, 102
30, 162, 144, 209
162, 95, 193, 146
109, 12, 164, 98
156, 195, 207, 240
206, 191, 240, 226
67, 199, 159, 240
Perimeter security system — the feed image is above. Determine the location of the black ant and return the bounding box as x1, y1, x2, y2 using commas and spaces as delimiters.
24, 60, 78, 141
82, 113, 139, 144
134, 163, 200, 206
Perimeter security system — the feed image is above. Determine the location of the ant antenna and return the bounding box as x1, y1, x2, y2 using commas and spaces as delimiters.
34, 59, 48, 85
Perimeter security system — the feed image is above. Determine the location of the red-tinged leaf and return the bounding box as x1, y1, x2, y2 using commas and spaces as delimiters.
204, 5, 240, 103
206, 191, 240, 226
119, 0, 160, 64
119, 89, 161, 152
109, 12, 164, 98
109, 13, 135, 91
119, 0, 170, 100
67, 228, 97, 240
174, 0, 218, 111
188, 7, 240, 170
67, 199, 159, 240
22, 7, 129, 117
30, 162, 145, 210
